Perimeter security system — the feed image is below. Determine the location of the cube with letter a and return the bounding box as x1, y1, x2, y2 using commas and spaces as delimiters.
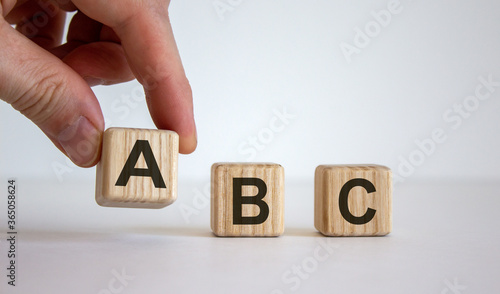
95, 128, 178, 208
315, 165, 392, 236
211, 163, 284, 237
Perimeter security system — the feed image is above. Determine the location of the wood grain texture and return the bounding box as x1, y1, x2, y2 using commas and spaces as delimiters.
315, 165, 392, 236
211, 163, 284, 237
95, 128, 178, 208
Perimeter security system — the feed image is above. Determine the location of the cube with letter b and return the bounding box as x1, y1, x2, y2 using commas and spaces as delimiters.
315, 165, 392, 236
95, 128, 178, 208
211, 163, 284, 237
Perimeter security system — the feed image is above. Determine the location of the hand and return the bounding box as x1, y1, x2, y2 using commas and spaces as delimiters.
0, 0, 197, 167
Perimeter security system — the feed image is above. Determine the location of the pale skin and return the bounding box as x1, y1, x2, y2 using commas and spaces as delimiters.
0, 0, 197, 167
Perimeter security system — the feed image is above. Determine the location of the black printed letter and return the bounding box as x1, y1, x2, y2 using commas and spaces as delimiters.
339, 178, 376, 225
115, 140, 166, 188
233, 178, 269, 225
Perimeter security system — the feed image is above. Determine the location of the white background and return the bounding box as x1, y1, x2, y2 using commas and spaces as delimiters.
0, 1, 499, 293
1, 0, 500, 182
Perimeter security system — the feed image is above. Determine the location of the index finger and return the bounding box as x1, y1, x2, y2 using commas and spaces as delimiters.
72, 1, 197, 154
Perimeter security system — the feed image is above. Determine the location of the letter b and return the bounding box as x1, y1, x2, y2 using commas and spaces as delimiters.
232, 178, 269, 224
211, 163, 284, 236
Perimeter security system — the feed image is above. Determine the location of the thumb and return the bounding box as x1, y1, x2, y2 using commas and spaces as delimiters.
0, 21, 104, 167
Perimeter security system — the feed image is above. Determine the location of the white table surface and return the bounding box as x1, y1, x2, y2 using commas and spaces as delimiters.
0, 178, 499, 294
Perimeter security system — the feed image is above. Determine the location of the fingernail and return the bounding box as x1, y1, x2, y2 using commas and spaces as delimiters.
58, 116, 102, 167
83, 76, 105, 87
194, 125, 198, 144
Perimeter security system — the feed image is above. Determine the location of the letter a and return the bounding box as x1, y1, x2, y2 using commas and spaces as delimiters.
115, 140, 166, 188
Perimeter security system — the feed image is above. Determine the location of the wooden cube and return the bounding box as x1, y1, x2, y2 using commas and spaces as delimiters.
95, 128, 178, 208
315, 165, 392, 236
211, 163, 284, 237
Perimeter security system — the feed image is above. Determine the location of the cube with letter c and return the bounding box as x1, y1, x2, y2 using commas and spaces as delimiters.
315, 165, 392, 236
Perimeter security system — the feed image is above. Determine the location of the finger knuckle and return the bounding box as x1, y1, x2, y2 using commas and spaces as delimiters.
12, 69, 67, 125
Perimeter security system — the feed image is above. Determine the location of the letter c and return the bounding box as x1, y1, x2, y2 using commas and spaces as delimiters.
339, 178, 377, 225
